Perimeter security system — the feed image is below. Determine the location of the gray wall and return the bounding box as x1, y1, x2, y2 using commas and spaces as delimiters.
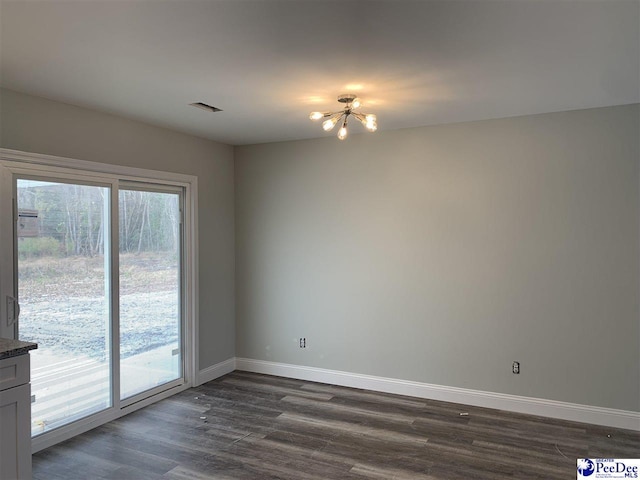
235, 104, 640, 412
3, 87, 637, 412
0, 88, 235, 370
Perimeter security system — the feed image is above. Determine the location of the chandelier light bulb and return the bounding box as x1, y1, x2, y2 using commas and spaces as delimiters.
337, 125, 348, 140
323, 116, 340, 131
364, 113, 377, 131
309, 111, 324, 121
351, 98, 361, 109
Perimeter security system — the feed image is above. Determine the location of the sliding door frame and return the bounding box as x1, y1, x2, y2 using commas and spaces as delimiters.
0, 148, 199, 453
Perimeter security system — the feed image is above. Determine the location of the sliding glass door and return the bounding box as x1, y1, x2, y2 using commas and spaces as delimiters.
17, 179, 112, 435
1, 165, 187, 439
119, 187, 182, 400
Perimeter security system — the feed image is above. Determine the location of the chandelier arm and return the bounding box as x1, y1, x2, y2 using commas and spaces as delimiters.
320, 111, 342, 119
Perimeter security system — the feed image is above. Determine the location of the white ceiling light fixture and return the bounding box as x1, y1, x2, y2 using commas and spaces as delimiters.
309, 94, 377, 140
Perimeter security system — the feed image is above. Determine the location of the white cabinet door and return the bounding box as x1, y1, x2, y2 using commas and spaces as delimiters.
0, 383, 32, 480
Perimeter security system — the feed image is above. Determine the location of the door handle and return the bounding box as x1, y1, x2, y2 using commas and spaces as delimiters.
6, 295, 19, 326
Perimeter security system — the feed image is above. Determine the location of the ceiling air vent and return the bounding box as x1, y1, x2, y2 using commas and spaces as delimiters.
189, 102, 222, 113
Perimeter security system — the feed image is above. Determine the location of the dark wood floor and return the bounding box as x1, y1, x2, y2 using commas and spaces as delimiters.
33, 371, 639, 479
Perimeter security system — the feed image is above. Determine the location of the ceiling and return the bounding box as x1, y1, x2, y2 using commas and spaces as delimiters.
1, 1, 638, 146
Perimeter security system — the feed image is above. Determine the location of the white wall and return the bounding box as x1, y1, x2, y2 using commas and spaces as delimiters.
235, 104, 640, 412
0, 88, 235, 370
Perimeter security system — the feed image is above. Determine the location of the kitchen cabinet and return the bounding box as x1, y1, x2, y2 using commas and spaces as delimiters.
0, 339, 37, 480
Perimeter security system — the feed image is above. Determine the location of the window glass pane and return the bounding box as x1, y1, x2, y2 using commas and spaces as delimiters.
17, 179, 111, 436
119, 189, 181, 399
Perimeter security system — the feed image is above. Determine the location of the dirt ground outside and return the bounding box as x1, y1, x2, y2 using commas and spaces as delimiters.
19, 252, 180, 361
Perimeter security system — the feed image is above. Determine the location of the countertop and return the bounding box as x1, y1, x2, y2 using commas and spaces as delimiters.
0, 337, 38, 360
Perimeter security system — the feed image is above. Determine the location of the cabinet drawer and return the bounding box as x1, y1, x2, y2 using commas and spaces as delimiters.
0, 354, 30, 391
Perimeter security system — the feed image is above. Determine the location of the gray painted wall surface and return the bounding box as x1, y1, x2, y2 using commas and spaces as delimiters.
2, 87, 637, 412
235, 105, 639, 412
0, 88, 235, 370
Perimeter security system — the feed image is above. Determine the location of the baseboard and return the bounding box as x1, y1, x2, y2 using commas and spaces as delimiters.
196, 357, 236, 386
235, 357, 640, 431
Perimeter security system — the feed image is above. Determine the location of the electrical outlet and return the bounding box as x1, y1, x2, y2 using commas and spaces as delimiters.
512, 361, 520, 374
299, 337, 306, 348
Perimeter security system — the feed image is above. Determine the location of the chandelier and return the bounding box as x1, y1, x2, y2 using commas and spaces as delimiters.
309, 94, 377, 140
